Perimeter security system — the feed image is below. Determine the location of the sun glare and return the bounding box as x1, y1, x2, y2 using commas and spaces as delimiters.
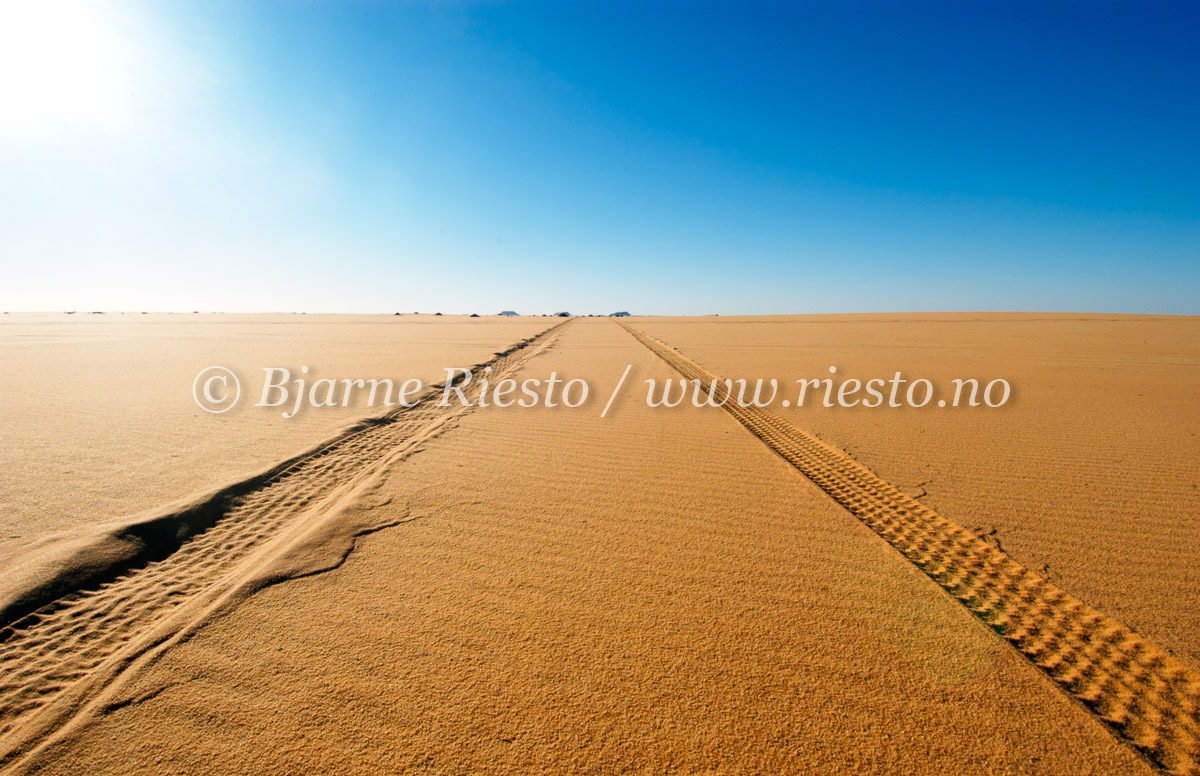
0, 0, 129, 131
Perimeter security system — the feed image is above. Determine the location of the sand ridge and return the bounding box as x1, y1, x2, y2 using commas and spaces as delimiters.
11, 319, 1154, 775
1, 314, 1192, 774
0, 320, 574, 773
0, 313, 556, 569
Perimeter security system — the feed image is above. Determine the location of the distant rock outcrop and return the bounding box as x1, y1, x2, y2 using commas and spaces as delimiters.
499, 310, 518, 316
609, 311, 631, 317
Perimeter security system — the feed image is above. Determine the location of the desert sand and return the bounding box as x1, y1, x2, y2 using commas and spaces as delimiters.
1, 314, 1197, 775
0, 313, 553, 568
636, 314, 1200, 666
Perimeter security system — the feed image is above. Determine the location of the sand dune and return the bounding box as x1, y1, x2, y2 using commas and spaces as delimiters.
1, 314, 1195, 774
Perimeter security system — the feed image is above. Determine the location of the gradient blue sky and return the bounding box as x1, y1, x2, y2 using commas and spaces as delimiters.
2, 0, 1197, 314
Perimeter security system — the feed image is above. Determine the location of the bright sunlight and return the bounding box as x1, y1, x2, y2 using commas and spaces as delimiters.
0, 0, 129, 132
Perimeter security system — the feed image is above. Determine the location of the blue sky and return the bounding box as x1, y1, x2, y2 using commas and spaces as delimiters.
2, 0, 1197, 314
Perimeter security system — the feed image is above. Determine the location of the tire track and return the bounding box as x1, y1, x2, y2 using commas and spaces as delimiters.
620, 321, 1200, 776
0, 319, 573, 771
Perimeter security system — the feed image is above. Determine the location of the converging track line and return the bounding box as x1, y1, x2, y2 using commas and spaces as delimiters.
620, 321, 1200, 776
0, 319, 574, 773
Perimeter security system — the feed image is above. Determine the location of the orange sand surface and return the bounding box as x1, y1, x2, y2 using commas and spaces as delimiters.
636, 314, 1200, 666
3, 315, 1195, 774
0, 313, 552, 567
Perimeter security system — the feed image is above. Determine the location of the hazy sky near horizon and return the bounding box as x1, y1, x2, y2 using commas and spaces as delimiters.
1, 0, 1197, 315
